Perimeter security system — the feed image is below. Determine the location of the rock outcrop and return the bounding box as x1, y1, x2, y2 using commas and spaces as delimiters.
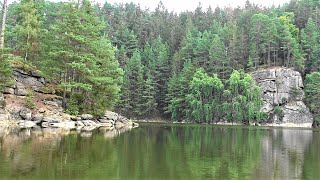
252, 67, 313, 127
0, 68, 137, 131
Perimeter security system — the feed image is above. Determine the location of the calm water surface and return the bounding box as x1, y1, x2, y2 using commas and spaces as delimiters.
0, 123, 319, 179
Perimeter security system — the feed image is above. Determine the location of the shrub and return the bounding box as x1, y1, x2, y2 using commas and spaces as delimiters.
25, 91, 35, 109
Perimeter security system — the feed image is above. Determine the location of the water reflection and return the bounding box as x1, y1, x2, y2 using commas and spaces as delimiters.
0, 124, 318, 179
253, 128, 313, 179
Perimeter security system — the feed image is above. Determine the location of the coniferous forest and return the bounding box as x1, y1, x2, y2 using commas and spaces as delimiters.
1, 0, 320, 124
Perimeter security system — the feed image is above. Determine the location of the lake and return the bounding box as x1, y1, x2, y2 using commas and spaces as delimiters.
0, 123, 319, 179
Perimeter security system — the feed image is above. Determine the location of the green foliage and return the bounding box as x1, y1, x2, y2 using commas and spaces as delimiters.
40, 0, 123, 116
0, 50, 14, 91
3, 0, 320, 123
25, 91, 35, 109
13, 0, 41, 62
184, 69, 264, 124
274, 106, 285, 122
66, 93, 83, 116
305, 72, 320, 126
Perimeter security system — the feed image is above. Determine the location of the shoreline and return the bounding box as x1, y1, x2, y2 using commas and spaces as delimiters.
134, 120, 314, 129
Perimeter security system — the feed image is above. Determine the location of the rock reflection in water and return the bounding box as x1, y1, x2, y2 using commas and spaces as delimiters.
0, 126, 135, 177
253, 128, 313, 179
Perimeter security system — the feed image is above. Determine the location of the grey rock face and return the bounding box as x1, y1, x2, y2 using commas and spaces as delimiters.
14, 70, 44, 87
252, 68, 313, 127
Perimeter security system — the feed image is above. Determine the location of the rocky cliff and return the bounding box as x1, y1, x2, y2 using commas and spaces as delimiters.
252, 67, 313, 127
0, 68, 137, 130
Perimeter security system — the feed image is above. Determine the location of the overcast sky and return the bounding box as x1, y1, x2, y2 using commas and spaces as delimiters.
92, 0, 291, 12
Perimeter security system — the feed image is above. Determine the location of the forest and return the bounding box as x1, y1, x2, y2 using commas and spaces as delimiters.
1, 0, 320, 124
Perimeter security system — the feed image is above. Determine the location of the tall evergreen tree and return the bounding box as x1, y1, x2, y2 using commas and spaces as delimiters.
14, 0, 41, 62
43, 0, 123, 116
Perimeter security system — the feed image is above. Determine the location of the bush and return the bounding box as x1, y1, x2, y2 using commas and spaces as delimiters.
25, 92, 35, 109
66, 93, 84, 116
274, 106, 284, 121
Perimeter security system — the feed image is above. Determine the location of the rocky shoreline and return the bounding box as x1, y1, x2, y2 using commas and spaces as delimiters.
0, 68, 138, 131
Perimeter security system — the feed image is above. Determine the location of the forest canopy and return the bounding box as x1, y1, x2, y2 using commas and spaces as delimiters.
2, 0, 320, 123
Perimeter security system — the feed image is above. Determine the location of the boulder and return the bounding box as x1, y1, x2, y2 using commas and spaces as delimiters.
104, 111, 119, 121
19, 108, 32, 120
46, 121, 76, 129
3, 87, 15, 94
32, 116, 43, 124
80, 114, 94, 120
18, 120, 36, 128
15, 85, 27, 96
0, 108, 11, 121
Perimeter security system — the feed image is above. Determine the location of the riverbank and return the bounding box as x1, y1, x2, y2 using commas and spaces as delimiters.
135, 120, 313, 129
0, 68, 137, 131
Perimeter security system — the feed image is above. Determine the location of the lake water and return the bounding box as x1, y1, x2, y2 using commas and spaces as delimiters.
0, 123, 319, 179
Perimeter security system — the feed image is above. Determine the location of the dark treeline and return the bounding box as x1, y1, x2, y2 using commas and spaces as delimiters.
2, 0, 320, 123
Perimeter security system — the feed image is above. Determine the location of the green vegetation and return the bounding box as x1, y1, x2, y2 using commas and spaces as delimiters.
0, 0, 320, 121
305, 72, 320, 126
25, 91, 35, 109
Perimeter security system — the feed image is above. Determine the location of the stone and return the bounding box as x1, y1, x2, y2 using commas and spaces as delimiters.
104, 111, 119, 121
82, 120, 99, 127
19, 108, 32, 120
47, 121, 76, 129
0, 108, 11, 121
99, 118, 115, 124
3, 87, 15, 94
32, 116, 43, 124
15, 85, 27, 96
42, 117, 59, 123
80, 114, 94, 120
32, 86, 55, 94
16, 74, 43, 87
38, 108, 46, 113
261, 102, 273, 113
252, 67, 313, 127
14, 69, 28, 76
39, 78, 45, 84
18, 120, 36, 128
31, 70, 41, 78
44, 100, 61, 107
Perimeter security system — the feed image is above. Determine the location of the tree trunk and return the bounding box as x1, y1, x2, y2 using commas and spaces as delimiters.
24, 31, 30, 61
62, 70, 67, 109
0, 0, 8, 49
267, 42, 271, 67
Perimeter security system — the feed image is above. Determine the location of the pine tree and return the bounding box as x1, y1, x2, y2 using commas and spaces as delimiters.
14, 0, 41, 62
43, 0, 122, 116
